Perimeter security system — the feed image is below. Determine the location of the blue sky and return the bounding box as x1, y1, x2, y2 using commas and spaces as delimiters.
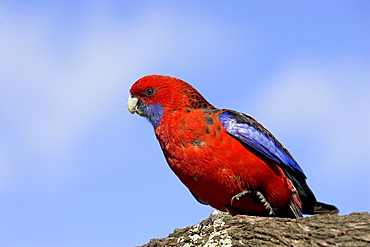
0, 1, 369, 246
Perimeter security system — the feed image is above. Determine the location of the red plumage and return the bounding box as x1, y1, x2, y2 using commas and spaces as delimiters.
128, 75, 338, 217
156, 108, 293, 214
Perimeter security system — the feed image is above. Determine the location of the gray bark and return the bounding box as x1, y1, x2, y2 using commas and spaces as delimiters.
141, 212, 370, 247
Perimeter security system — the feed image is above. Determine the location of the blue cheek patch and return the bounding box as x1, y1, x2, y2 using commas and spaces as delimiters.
139, 103, 164, 128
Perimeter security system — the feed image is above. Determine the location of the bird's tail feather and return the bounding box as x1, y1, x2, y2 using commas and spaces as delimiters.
313, 202, 339, 215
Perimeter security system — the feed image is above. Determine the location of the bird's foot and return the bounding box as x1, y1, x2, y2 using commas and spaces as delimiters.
231, 189, 254, 204
231, 189, 275, 216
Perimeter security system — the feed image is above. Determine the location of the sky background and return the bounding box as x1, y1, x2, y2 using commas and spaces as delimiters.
0, 1, 369, 246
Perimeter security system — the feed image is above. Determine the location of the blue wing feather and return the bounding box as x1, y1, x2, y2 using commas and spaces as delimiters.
219, 110, 305, 176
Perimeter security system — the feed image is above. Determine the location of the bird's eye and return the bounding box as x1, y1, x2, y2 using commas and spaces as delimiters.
145, 88, 155, 96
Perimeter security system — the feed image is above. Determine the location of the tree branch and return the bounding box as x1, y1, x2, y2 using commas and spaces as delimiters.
142, 212, 370, 246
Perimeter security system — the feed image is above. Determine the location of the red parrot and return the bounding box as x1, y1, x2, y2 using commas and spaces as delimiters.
127, 75, 338, 218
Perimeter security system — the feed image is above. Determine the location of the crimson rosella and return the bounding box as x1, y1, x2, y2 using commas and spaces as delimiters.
127, 75, 338, 218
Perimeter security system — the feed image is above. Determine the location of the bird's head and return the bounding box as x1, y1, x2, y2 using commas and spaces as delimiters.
128, 75, 214, 127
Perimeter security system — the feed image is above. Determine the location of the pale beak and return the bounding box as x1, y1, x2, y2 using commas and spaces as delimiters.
127, 95, 139, 114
